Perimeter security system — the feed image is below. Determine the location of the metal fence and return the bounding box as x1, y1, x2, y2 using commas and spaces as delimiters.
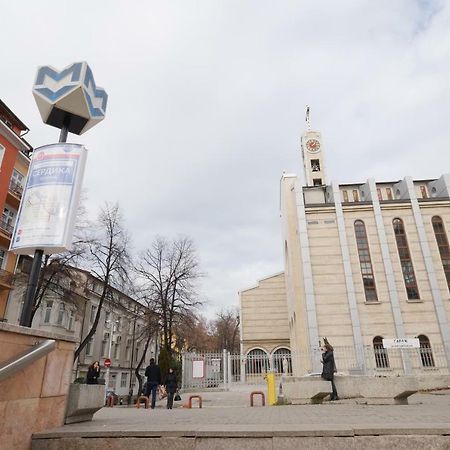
182, 345, 450, 389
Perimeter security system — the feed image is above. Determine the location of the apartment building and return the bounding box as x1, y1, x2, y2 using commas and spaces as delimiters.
0, 100, 32, 320
6, 256, 158, 398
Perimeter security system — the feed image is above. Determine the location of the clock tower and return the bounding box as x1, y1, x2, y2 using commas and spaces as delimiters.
301, 107, 327, 187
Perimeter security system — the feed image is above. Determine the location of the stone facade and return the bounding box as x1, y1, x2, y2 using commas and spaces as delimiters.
239, 272, 290, 356
241, 125, 450, 378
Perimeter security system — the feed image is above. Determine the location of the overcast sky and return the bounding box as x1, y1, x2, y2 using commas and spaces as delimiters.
1, 0, 449, 318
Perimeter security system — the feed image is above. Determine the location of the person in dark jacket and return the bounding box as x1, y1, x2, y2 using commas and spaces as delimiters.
145, 358, 162, 409
321, 343, 338, 400
86, 361, 101, 384
165, 367, 178, 409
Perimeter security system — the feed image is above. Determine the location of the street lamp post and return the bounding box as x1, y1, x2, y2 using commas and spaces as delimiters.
104, 316, 119, 397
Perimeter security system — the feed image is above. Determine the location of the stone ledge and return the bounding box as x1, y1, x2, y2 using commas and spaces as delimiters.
32, 425, 450, 439
0, 322, 78, 343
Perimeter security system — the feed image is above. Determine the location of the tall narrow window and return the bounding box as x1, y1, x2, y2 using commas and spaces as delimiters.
354, 220, 378, 301
373, 336, 389, 368
418, 335, 435, 367
57, 303, 65, 325
352, 190, 359, 202
393, 218, 420, 300
377, 188, 383, 201
386, 188, 393, 200
90, 305, 97, 323
44, 300, 53, 323
420, 185, 428, 199
342, 190, 349, 202
431, 216, 450, 292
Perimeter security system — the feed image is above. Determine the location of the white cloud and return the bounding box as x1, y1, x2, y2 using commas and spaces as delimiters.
2, 0, 450, 318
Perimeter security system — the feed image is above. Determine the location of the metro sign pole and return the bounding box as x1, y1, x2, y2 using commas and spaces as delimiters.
13, 62, 108, 327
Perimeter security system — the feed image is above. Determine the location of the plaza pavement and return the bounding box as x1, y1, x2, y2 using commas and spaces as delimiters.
34, 385, 450, 437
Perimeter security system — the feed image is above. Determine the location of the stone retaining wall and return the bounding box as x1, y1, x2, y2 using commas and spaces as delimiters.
0, 323, 77, 450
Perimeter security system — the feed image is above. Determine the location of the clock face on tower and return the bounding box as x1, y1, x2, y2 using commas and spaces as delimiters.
305, 138, 321, 152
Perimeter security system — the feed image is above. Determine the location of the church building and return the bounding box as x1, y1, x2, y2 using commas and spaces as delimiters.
240, 110, 450, 377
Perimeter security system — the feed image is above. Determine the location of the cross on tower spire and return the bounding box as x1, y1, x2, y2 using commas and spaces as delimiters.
305, 105, 311, 131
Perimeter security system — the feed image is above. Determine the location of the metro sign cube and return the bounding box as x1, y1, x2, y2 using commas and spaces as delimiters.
32, 62, 108, 135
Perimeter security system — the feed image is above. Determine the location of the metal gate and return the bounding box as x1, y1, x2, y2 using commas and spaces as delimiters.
181, 350, 293, 389
181, 351, 229, 390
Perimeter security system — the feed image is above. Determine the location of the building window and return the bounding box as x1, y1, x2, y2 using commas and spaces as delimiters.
313, 178, 322, 186
246, 349, 269, 374
56, 303, 65, 325
311, 159, 320, 172
342, 190, 349, 202
431, 216, 450, 292
418, 335, 435, 367
420, 185, 428, 199
377, 188, 383, 201
104, 311, 110, 326
101, 339, 108, 358
352, 190, 359, 202
0, 144, 4, 168
44, 300, 53, 323
90, 305, 97, 323
120, 372, 128, 388
114, 343, 120, 360
135, 346, 140, 363
68, 310, 75, 331
393, 218, 420, 300
431, 187, 437, 198
0, 248, 6, 269
386, 188, 393, 200
86, 337, 94, 356
373, 336, 389, 368
354, 220, 378, 302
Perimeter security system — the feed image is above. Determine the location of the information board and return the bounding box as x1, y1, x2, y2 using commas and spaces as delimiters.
10, 143, 87, 255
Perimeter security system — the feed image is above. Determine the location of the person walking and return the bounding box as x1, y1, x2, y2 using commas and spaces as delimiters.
145, 358, 162, 409
165, 367, 178, 409
321, 343, 338, 401
86, 361, 101, 384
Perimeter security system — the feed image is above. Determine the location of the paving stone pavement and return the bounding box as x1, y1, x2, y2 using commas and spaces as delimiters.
35, 387, 450, 437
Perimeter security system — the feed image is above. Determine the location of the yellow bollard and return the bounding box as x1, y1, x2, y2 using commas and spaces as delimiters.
266, 372, 277, 405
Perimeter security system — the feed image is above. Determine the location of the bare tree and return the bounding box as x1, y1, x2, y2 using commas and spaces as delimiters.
73, 203, 131, 362
211, 308, 240, 353
135, 236, 203, 357
173, 311, 215, 353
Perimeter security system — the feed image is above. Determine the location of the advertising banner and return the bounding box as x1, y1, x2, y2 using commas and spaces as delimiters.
10, 143, 87, 255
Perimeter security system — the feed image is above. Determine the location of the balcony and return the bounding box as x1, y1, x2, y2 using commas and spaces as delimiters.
0, 268, 14, 289
8, 181, 23, 199
0, 219, 13, 241
7, 181, 24, 208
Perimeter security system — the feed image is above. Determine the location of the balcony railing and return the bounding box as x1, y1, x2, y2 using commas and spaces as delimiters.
0, 269, 14, 287
8, 180, 23, 199
0, 219, 14, 237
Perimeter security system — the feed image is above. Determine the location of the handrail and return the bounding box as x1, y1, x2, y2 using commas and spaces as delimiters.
0, 339, 56, 383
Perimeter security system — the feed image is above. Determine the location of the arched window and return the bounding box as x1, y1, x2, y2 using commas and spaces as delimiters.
272, 348, 292, 374
246, 349, 269, 374
354, 220, 378, 302
418, 335, 435, 367
393, 219, 420, 299
373, 336, 389, 368
431, 216, 450, 292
